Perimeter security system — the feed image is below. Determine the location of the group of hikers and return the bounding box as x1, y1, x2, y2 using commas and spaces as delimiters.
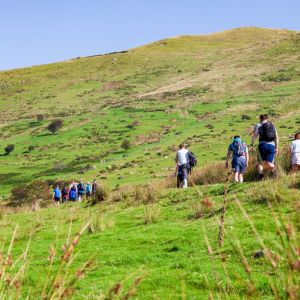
175, 114, 300, 188
52, 114, 300, 197
53, 179, 98, 203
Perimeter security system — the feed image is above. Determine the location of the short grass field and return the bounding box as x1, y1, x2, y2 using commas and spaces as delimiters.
0, 27, 300, 299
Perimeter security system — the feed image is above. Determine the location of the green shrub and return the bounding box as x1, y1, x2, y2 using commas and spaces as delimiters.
47, 119, 64, 134
4, 144, 15, 155
262, 73, 291, 82
89, 183, 110, 205
10, 180, 51, 206
121, 139, 131, 151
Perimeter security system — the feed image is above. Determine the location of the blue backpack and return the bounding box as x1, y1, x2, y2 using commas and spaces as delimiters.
69, 188, 77, 200
86, 184, 91, 193
232, 138, 246, 156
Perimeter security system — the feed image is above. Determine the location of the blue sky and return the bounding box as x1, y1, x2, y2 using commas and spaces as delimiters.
0, 0, 299, 70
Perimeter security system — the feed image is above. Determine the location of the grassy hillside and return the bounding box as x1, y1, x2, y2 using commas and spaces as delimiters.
0, 27, 300, 299
1, 27, 300, 197
1, 177, 299, 299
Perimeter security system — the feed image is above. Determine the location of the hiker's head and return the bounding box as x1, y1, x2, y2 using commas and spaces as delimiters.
179, 143, 186, 149
259, 114, 268, 122
295, 132, 300, 140
233, 135, 241, 143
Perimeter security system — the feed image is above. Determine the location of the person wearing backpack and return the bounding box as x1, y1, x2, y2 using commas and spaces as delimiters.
69, 184, 77, 201
61, 185, 69, 203
53, 185, 61, 204
175, 144, 190, 189
85, 182, 92, 198
250, 114, 279, 180
290, 132, 300, 173
91, 180, 98, 195
226, 136, 249, 183
77, 180, 85, 201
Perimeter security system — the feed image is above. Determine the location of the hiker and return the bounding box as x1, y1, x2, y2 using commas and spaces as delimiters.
226, 136, 249, 183
86, 182, 92, 198
61, 185, 69, 203
250, 114, 279, 180
290, 132, 300, 173
53, 185, 61, 204
77, 180, 85, 201
69, 180, 78, 191
175, 144, 190, 189
69, 184, 77, 201
91, 180, 98, 195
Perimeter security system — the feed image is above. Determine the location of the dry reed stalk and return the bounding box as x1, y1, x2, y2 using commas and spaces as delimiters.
218, 172, 231, 247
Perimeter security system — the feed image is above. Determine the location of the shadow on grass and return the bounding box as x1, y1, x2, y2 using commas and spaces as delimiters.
37, 133, 52, 137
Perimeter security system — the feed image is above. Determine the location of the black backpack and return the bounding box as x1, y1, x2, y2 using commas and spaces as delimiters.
260, 122, 276, 142
189, 152, 197, 167
78, 183, 84, 192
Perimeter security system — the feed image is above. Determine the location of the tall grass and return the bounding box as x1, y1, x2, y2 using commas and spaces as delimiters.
0, 221, 143, 298
201, 193, 300, 299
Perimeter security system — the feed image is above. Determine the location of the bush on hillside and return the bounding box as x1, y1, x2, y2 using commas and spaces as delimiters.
133, 185, 159, 204
121, 139, 131, 152
276, 145, 291, 174
243, 155, 260, 182
47, 119, 64, 134
262, 73, 291, 82
89, 183, 110, 205
36, 114, 44, 121
191, 162, 228, 185
10, 180, 51, 206
4, 144, 15, 155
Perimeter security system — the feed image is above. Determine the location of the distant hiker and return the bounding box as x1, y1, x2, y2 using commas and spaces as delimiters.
250, 114, 279, 180
175, 144, 190, 189
226, 136, 249, 183
69, 180, 78, 191
69, 184, 77, 201
53, 185, 61, 204
86, 182, 92, 198
290, 132, 300, 173
77, 180, 85, 201
92, 180, 98, 194
61, 185, 69, 203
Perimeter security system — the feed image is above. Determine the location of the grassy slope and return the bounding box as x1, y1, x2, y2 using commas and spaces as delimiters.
1, 27, 300, 197
2, 178, 299, 299
0, 27, 300, 298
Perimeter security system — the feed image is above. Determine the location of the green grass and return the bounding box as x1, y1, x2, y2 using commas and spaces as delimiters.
1, 178, 299, 299
0, 27, 300, 298
1, 27, 300, 197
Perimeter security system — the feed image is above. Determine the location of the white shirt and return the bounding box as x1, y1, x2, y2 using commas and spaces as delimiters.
177, 148, 189, 166
291, 140, 300, 154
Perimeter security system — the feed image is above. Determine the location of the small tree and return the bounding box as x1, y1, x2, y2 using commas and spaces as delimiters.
121, 139, 131, 152
47, 119, 64, 134
4, 144, 14, 155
